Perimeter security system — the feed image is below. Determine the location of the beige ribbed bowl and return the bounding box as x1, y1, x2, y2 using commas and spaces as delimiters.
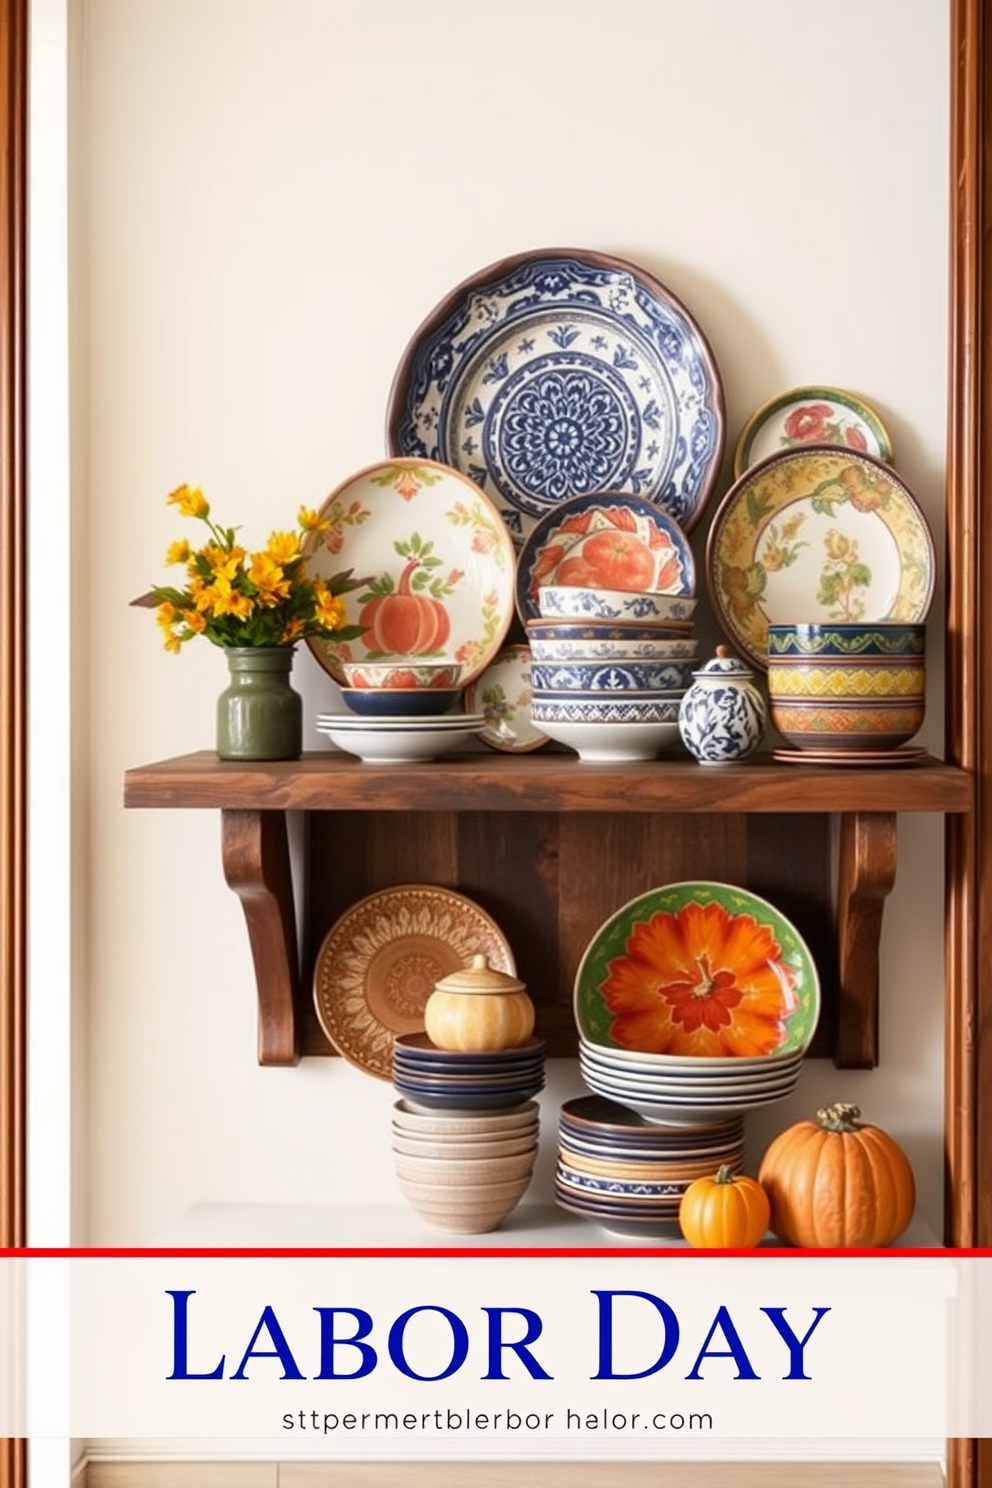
396, 1173, 534, 1234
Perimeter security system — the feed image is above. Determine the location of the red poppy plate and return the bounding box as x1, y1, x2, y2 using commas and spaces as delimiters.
705, 445, 935, 670
574, 881, 820, 1058
733, 385, 894, 478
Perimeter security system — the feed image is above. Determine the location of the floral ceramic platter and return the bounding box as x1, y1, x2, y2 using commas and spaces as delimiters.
574, 881, 820, 1059
300, 457, 516, 687
733, 385, 894, 478
462, 644, 549, 753
385, 248, 725, 546
312, 884, 516, 1080
515, 490, 696, 625
705, 445, 935, 671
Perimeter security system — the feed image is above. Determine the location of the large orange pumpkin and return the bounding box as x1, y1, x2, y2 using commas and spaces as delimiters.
678, 1165, 771, 1249
757, 1102, 916, 1248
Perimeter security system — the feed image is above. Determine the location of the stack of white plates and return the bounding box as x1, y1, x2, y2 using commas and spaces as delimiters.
578, 1037, 805, 1127
315, 710, 485, 764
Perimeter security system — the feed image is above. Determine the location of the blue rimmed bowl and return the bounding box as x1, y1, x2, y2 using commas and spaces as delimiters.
530, 659, 693, 693
340, 687, 464, 718
528, 691, 683, 726
538, 586, 697, 622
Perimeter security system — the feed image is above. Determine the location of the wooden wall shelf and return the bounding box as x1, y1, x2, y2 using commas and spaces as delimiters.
123, 750, 973, 1071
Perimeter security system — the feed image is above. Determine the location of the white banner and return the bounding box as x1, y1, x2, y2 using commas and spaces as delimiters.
2, 1252, 989, 1444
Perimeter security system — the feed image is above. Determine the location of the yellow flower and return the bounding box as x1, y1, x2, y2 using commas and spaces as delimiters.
166, 483, 209, 519
210, 586, 254, 621
313, 583, 347, 632
248, 552, 292, 606
297, 506, 329, 533
202, 543, 245, 581
280, 617, 305, 643
266, 530, 300, 566
146, 486, 367, 651
823, 528, 853, 561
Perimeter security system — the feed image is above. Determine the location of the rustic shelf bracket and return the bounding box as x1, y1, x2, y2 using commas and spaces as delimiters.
834, 810, 898, 1069
221, 808, 301, 1066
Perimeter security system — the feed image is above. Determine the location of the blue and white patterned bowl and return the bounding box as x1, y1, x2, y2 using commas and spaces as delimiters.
530, 660, 694, 693
526, 618, 694, 643
526, 633, 698, 662
529, 692, 683, 725
538, 587, 697, 622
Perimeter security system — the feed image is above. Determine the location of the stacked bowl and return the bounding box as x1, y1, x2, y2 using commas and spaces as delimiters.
391, 1032, 546, 1111
556, 880, 821, 1242
525, 589, 700, 761
316, 658, 485, 763
766, 622, 927, 758
389, 955, 546, 1233
554, 1096, 746, 1241
391, 1098, 541, 1234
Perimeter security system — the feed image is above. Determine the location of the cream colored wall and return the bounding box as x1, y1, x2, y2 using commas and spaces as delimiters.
77, 0, 950, 1246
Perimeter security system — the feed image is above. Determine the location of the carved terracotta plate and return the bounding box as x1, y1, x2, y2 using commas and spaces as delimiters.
312, 884, 516, 1079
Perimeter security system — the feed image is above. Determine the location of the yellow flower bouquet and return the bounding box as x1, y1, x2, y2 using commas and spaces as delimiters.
138, 483, 367, 652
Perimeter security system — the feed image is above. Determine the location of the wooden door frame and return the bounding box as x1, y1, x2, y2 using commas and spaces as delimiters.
947, 2, 991, 1484
0, 2, 985, 1485
0, 0, 26, 1485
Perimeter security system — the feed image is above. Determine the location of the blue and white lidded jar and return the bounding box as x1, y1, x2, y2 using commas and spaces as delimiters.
678, 645, 766, 765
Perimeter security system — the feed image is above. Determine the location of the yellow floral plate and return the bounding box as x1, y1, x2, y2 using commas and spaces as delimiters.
705, 444, 935, 670
574, 881, 820, 1059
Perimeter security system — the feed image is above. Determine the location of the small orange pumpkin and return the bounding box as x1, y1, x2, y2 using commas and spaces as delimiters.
678, 1165, 771, 1249
757, 1102, 916, 1248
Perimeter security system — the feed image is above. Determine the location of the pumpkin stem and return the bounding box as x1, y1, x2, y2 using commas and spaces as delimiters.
816, 1102, 862, 1133
714, 1164, 737, 1184
396, 556, 419, 595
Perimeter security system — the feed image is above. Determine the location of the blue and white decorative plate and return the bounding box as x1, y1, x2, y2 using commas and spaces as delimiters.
515, 490, 696, 625
386, 248, 726, 546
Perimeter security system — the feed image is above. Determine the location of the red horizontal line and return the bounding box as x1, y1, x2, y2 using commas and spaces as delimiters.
0, 1246, 986, 1259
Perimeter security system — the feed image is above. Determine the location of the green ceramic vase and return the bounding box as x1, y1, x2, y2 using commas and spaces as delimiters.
216, 647, 303, 761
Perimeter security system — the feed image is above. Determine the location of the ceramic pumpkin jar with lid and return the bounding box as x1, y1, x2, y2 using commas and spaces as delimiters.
424, 953, 536, 1052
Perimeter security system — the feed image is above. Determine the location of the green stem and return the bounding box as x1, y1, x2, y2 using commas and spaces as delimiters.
816, 1102, 862, 1133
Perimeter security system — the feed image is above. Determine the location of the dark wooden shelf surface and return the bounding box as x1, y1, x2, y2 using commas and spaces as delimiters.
123, 749, 973, 815
122, 750, 973, 1070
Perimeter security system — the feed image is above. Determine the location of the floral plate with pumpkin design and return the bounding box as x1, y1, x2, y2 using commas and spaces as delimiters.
733, 385, 894, 478
300, 457, 516, 688
705, 445, 935, 671
462, 644, 549, 753
515, 490, 696, 626
313, 884, 516, 1080
385, 248, 725, 547
574, 881, 820, 1059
